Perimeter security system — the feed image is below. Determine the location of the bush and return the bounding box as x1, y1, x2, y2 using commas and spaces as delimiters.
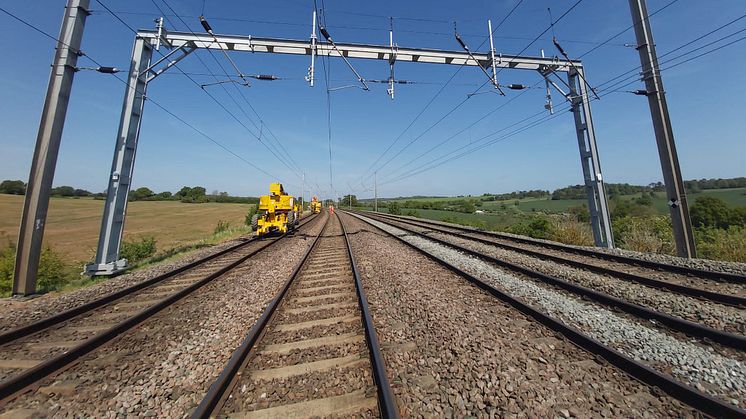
0, 240, 73, 296
613, 215, 675, 254
696, 226, 746, 263
214, 220, 230, 235
508, 215, 552, 239
120, 236, 157, 263
37, 247, 69, 292
568, 204, 590, 223
0, 244, 14, 296
549, 219, 594, 246
388, 201, 401, 215
690, 196, 743, 229
245, 205, 258, 226
405, 209, 419, 217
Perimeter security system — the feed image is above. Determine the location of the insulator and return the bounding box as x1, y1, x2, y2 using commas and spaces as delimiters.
507, 84, 527, 90
552, 37, 567, 56
97, 66, 119, 74
252, 74, 279, 81
319, 26, 332, 41
199, 16, 212, 33
633, 89, 649, 96
454, 33, 468, 51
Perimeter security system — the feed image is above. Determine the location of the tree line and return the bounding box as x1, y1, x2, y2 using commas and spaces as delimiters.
551, 178, 746, 200
0, 180, 257, 204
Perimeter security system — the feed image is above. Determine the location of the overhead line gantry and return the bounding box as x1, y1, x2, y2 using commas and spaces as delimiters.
11, 7, 614, 293
80, 24, 613, 278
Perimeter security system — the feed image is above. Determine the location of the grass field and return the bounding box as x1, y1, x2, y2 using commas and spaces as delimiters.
400, 209, 525, 230
369, 188, 746, 215
0, 195, 252, 263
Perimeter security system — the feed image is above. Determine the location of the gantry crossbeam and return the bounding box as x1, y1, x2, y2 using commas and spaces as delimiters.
138, 29, 578, 72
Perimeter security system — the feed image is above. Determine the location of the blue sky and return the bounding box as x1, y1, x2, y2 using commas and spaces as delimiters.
0, 0, 744, 201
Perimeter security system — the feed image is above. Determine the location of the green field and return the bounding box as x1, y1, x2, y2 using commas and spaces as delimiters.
399, 209, 525, 230
0, 195, 252, 263
368, 188, 746, 215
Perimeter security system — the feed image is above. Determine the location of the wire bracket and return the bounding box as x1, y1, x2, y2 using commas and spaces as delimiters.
387, 17, 397, 100
454, 22, 505, 95
319, 25, 369, 91
306, 10, 317, 87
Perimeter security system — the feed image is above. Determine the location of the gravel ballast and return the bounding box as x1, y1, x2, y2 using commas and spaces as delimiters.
382, 218, 746, 335
0, 238, 249, 333
0, 215, 328, 417
352, 213, 746, 407
379, 212, 746, 277
340, 212, 697, 417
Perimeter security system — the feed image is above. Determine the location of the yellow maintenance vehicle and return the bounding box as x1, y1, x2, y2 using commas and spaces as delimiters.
251, 183, 299, 236
310, 196, 322, 214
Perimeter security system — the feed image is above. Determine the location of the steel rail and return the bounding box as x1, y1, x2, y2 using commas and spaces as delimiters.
339, 212, 399, 418
0, 213, 318, 347
193, 212, 398, 418
345, 210, 746, 418
0, 213, 321, 403
364, 211, 746, 284
364, 212, 746, 306
191, 214, 326, 418
361, 211, 745, 350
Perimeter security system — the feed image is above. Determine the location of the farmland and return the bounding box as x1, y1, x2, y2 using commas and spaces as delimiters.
366, 188, 746, 215
0, 195, 251, 263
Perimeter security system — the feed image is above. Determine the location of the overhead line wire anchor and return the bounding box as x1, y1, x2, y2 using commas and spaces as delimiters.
318, 25, 370, 91
454, 21, 505, 95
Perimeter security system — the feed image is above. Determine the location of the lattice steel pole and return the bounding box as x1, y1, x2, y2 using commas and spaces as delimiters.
13, 0, 90, 295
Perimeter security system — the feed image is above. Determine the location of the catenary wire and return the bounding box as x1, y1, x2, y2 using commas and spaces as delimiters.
155, 0, 305, 176
96, 0, 303, 179
0, 5, 283, 182
360, 0, 525, 180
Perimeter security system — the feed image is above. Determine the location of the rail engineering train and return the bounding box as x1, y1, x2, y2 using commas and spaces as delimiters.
250, 183, 300, 236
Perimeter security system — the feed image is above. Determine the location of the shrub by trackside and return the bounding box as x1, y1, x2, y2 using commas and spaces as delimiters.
613, 215, 675, 254
0, 240, 75, 297
695, 226, 746, 263
214, 220, 230, 235
120, 236, 157, 263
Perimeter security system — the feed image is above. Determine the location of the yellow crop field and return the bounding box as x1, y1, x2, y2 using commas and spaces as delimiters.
0, 195, 250, 263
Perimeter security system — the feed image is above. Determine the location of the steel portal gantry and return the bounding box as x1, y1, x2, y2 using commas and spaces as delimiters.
84, 26, 614, 276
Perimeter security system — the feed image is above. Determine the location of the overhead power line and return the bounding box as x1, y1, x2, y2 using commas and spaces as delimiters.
373, 0, 693, 184
0, 4, 284, 182
154, 0, 304, 177
360, 0, 525, 181
367, 0, 583, 182
90, 9, 632, 48
97, 0, 303, 180
379, 23, 746, 187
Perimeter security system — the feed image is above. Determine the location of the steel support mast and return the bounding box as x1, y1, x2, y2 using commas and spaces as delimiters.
13, 0, 90, 295
629, 0, 696, 258
567, 67, 614, 247
85, 25, 614, 275
84, 31, 196, 275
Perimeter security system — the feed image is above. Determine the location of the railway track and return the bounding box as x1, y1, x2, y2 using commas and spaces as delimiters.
365, 211, 746, 293
0, 213, 320, 404
193, 212, 397, 418
360, 211, 745, 348
346, 210, 746, 418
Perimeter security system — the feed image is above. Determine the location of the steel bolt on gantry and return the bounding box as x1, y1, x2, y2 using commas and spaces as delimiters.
79, 21, 614, 276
